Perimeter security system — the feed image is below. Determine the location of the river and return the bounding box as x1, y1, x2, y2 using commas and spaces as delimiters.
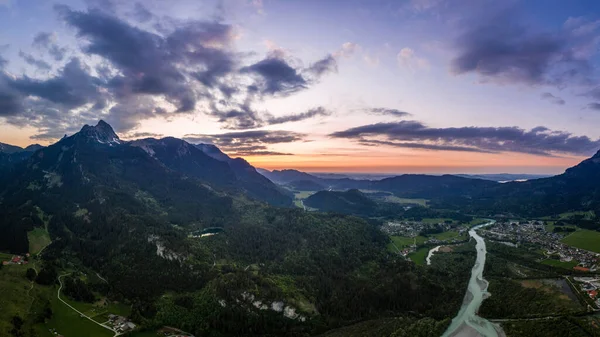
440, 221, 506, 337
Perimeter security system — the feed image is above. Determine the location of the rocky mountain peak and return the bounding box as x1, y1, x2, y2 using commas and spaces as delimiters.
79, 120, 121, 145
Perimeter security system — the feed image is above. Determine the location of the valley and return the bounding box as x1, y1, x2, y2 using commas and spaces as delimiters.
0, 121, 599, 336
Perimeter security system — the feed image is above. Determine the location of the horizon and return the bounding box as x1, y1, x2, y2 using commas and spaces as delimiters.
0, 119, 574, 175
2, 0, 600, 174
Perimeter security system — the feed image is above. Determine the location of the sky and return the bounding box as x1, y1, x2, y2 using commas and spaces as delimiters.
1, 0, 600, 174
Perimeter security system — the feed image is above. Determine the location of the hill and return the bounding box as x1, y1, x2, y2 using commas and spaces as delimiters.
304, 189, 379, 216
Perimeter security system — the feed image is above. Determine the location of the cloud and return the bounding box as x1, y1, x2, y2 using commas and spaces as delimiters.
362, 107, 411, 117
450, 10, 596, 87
306, 55, 337, 77
210, 104, 331, 130
266, 106, 331, 125
540, 92, 565, 105
122, 131, 164, 139
397, 47, 429, 71
241, 57, 307, 96
131, 2, 152, 23
0, 5, 340, 140
587, 103, 600, 111
18, 51, 52, 71
184, 130, 304, 156
32, 32, 68, 61
7, 58, 105, 108
333, 42, 359, 59
330, 120, 600, 156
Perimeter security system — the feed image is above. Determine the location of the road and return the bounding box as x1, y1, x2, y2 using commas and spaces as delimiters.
57, 273, 121, 337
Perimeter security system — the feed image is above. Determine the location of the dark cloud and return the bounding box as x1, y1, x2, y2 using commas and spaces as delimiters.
1, 5, 339, 140
210, 105, 331, 130
587, 103, 600, 111
233, 150, 293, 156
363, 107, 411, 117
32, 32, 68, 61
132, 2, 152, 23
266, 106, 330, 125
18, 51, 51, 71
306, 55, 337, 77
358, 139, 490, 153
241, 57, 307, 96
540, 92, 565, 105
85, 0, 117, 14
451, 10, 594, 87
6, 58, 105, 108
0, 91, 23, 116
184, 130, 304, 156
330, 121, 600, 156
32, 32, 53, 48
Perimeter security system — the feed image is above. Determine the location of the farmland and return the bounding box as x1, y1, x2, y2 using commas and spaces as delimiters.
561, 229, 600, 253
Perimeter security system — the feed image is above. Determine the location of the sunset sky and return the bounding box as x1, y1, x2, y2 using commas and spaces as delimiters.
2, 0, 600, 174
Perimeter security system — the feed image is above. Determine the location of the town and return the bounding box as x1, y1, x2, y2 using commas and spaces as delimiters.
479, 220, 600, 272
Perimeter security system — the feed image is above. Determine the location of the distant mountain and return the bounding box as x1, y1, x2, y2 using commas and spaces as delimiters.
0, 142, 25, 154
0, 142, 44, 154
456, 173, 552, 182
286, 179, 326, 191
257, 168, 322, 185
23, 144, 44, 152
371, 174, 496, 199
0, 142, 45, 181
304, 189, 378, 216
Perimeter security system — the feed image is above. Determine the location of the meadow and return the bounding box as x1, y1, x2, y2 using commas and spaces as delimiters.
561, 229, 600, 253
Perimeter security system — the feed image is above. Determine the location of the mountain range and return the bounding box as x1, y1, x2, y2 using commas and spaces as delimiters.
2, 120, 600, 336
258, 156, 600, 217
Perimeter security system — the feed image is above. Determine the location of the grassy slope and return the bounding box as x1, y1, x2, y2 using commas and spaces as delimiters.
561, 229, 600, 253
408, 248, 429, 265
37, 293, 114, 337
0, 263, 118, 337
0, 264, 34, 334
27, 227, 51, 255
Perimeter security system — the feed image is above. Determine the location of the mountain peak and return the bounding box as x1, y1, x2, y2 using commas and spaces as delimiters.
79, 120, 120, 145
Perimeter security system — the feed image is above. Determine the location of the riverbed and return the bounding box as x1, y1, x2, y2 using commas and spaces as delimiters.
426, 245, 441, 265
440, 221, 506, 337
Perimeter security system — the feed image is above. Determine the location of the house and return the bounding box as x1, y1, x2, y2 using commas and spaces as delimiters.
588, 290, 598, 299
573, 266, 590, 272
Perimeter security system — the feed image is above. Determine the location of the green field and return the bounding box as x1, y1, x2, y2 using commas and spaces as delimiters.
294, 191, 314, 199
0, 264, 34, 334
408, 247, 429, 265
0, 252, 13, 261
430, 231, 465, 241
561, 229, 600, 253
468, 218, 488, 226
541, 259, 579, 269
0, 263, 123, 337
389, 236, 427, 248
559, 211, 595, 220
28, 227, 51, 255
382, 196, 428, 206
420, 218, 452, 224
38, 293, 114, 337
